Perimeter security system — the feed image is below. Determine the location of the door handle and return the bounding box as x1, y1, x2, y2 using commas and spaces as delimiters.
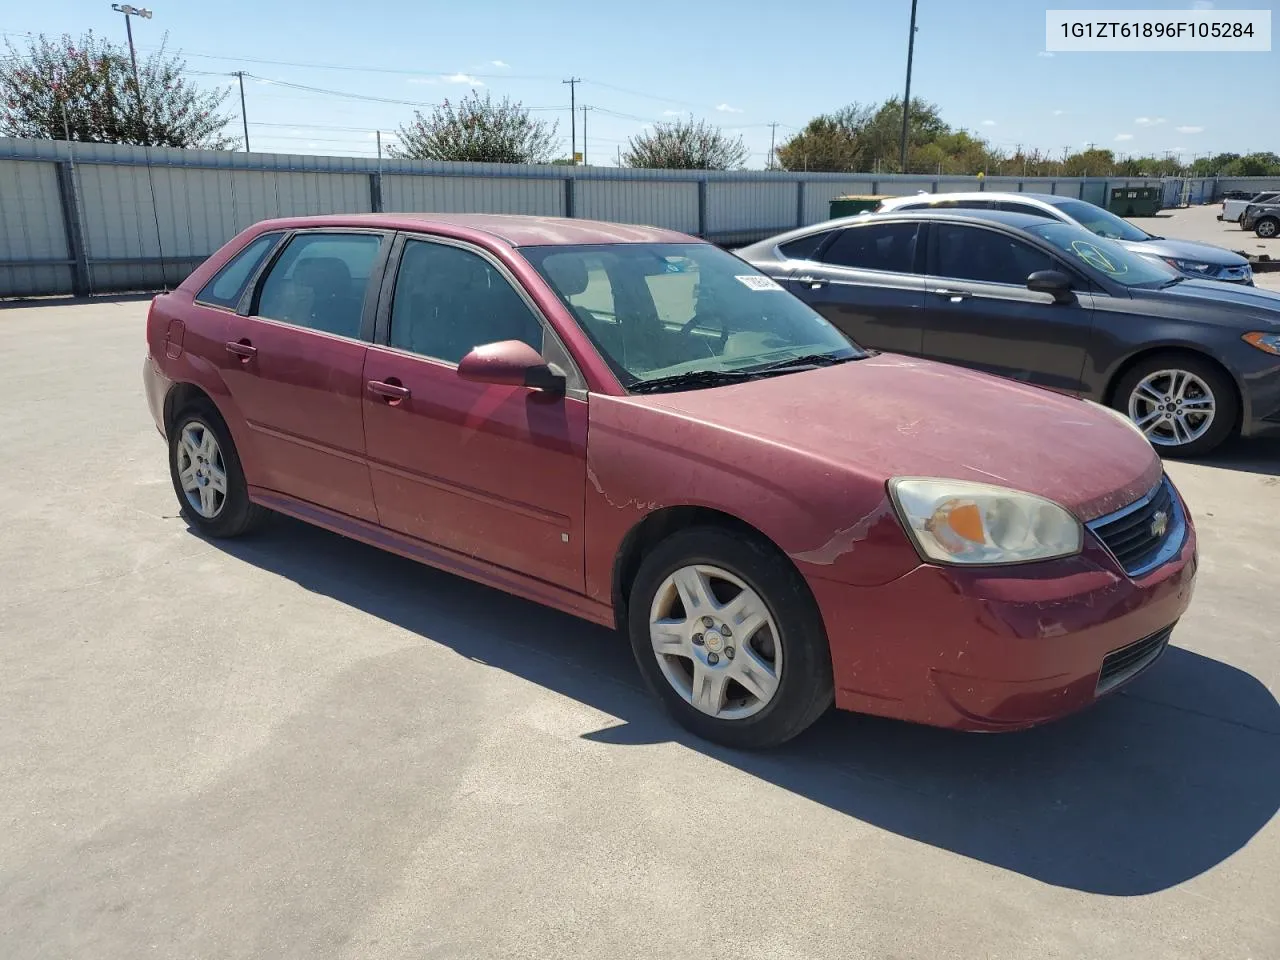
931, 288, 971, 301
224, 339, 257, 361
367, 379, 411, 403
796, 276, 827, 290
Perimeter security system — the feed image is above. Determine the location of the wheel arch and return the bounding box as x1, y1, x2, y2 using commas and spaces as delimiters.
1103, 345, 1244, 433
610, 505, 799, 634
163, 381, 217, 435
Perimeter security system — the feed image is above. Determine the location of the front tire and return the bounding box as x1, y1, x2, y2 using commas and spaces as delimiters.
168, 399, 266, 538
626, 526, 834, 749
1113, 353, 1238, 458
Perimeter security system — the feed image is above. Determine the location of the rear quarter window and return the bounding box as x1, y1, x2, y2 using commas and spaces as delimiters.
196, 232, 283, 309
778, 231, 833, 260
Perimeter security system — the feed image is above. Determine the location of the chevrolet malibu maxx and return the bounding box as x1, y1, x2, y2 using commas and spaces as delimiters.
143, 214, 1197, 748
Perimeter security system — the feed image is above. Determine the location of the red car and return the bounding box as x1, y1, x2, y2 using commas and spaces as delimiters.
143, 213, 1198, 748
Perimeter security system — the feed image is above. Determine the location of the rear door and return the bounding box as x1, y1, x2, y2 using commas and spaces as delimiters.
222, 229, 389, 522
786, 220, 926, 354
918, 222, 1095, 393
361, 234, 588, 592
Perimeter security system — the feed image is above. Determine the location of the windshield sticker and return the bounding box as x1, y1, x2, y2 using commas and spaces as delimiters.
1070, 240, 1129, 277
735, 275, 785, 291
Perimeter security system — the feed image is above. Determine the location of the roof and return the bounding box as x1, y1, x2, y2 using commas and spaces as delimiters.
881, 190, 1068, 206
251, 212, 698, 247
879, 208, 1061, 229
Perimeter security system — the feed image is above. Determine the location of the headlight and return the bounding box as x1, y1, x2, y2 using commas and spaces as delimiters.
1082, 398, 1152, 444
1243, 332, 1280, 356
889, 478, 1083, 566
1162, 257, 1215, 275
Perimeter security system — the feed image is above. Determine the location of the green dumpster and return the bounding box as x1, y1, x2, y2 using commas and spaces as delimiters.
1107, 187, 1161, 217
829, 195, 891, 218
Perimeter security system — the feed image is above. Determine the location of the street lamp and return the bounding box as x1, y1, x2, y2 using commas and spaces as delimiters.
111, 3, 152, 135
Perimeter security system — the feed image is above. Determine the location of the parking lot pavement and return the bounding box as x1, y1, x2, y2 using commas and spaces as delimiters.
1131, 203, 1280, 263
1, 300, 1277, 960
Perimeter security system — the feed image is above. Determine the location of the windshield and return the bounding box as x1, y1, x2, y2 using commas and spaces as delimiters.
1026, 222, 1179, 287
1050, 198, 1152, 242
522, 242, 862, 390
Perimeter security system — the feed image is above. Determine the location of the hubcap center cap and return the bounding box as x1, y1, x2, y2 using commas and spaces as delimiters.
702, 629, 724, 653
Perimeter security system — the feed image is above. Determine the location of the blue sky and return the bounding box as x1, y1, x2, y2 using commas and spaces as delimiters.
4, 0, 1275, 165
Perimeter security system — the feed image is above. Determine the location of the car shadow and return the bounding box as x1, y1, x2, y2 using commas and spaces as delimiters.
205, 515, 1280, 898
1187, 435, 1280, 477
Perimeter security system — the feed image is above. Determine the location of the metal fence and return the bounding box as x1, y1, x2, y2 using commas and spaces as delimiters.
1, 136, 1274, 299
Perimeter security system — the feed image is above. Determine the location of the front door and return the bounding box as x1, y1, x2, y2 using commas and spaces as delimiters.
362, 235, 588, 592
221, 229, 388, 522
786, 220, 927, 355
919, 222, 1095, 394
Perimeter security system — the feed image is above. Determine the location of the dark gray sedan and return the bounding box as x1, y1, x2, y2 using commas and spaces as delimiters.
737, 209, 1280, 456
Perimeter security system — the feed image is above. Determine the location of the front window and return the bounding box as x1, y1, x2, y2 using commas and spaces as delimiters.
1050, 198, 1152, 242
522, 243, 861, 391
1025, 222, 1178, 287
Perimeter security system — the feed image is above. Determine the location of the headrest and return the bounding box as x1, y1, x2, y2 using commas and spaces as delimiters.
543, 255, 589, 296
294, 257, 351, 286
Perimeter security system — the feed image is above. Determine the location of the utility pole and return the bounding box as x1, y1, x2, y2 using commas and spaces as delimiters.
581, 105, 592, 165
898, 0, 919, 173
562, 77, 581, 163
111, 4, 152, 138
232, 71, 250, 151
767, 121, 779, 171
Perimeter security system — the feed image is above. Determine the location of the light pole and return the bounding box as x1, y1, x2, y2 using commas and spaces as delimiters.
111, 4, 152, 139
898, 0, 919, 173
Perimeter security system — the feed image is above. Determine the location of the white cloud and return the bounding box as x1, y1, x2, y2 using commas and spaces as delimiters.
1175, 125, 1204, 134
662, 110, 682, 116
407, 76, 438, 85
1115, 133, 1135, 141
443, 73, 484, 85
715, 103, 743, 114
1135, 116, 1166, 126
1037, 50, 1055, 58
1168, 146, 1188, 154
981, 119, 996, 126
490, 60, 509, 68
1052, 109, 1065, 116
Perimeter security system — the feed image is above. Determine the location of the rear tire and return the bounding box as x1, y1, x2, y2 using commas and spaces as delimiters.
1113, 353, 1238, 458
1255, 216, 1279, 239
168, 399, 266, 538
626, 526, 834, 749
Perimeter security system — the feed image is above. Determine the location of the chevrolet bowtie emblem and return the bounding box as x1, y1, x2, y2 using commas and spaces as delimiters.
1150, 511, 1169, 539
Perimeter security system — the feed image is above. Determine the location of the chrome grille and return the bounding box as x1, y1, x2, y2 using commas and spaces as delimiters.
1087, 477, 1184, 577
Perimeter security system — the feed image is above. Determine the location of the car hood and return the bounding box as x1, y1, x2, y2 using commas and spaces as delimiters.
1132, 277, 1280, 320
1120, 236, 1248, 265
630, 354, 1161, 523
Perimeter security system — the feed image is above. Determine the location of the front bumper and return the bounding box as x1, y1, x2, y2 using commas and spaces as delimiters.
808, 497, 1197, 731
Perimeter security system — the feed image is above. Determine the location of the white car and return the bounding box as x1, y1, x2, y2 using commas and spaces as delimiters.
1222, 192, 1280, 224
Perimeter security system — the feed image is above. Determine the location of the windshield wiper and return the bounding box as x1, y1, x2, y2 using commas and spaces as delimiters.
1160, 275, 1186, 288
628, 369, 759, 394
742, 352, 860, 375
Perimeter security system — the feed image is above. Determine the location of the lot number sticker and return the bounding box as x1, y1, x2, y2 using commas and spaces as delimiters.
735, 275, 785, 291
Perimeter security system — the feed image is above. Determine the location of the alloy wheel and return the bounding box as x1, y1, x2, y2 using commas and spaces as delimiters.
176, 420, 228, 519
1127, 369, 1216, 449
648, 564, 783, 720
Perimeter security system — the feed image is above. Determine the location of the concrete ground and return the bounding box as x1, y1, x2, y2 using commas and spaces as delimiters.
0, 300, 1277, 960
1132, 202, 1280, 265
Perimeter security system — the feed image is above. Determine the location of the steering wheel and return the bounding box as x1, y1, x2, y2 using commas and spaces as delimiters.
679, 313, 731, 353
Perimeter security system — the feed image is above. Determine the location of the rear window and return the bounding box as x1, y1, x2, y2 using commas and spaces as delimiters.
196, 232, 283, 309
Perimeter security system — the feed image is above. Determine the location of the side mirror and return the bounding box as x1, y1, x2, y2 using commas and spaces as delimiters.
456, 340, 566, 394
1026, 269, 1075, 304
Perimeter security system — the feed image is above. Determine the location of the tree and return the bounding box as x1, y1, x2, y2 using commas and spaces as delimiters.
391, 91, 558, 163
1, 32, 237, 148
623, 117, 748, 170
774, 103, 874, 172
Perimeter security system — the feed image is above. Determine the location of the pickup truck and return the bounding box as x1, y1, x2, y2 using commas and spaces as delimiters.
1221, 191, 1280, 224
1241, 201, 1280, 239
